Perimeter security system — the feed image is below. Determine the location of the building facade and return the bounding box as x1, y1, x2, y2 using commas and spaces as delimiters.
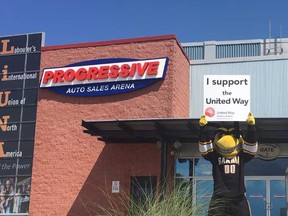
178, 38, 288, 216
29, 35, 190, 216
1, 33, 288, 216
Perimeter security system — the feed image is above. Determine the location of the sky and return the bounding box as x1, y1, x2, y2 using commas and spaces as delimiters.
1, 0, 288, 46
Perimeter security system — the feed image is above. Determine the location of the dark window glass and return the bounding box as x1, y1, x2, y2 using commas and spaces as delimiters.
19, 140, 34, 157
0, 158, 17, 175
245, 158, 288, 176
2, 140, 19, 154
26, 53, 41, 71
194, 158, 212, 176
17, 158, 33, 175
130, 176, 157, 204
22, 106, 37, 122
28, 33, 42, 51
175, 159, 194, 177
0, 35, 27, 49
0, 55, 25, 73
23, 89, 38, 105
20, 123, 35, 139
24, 72, 39, 88
0, 106, 22, 122
0, 122, 20, 140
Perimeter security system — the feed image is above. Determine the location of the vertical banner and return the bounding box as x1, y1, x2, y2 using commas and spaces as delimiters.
203, 75, 250, 121
0, 33, 43, 215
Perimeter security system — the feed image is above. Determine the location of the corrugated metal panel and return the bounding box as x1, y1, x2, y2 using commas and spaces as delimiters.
183, 46, 204, 60
189, 59, 288, 118
216, 43, 261, 58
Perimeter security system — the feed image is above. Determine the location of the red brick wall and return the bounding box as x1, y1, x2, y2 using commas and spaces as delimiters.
170, 42, 190, 117
30, 35, 189, 216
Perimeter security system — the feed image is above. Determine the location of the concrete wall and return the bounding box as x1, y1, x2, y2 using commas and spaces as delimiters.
29, 35, 190, 215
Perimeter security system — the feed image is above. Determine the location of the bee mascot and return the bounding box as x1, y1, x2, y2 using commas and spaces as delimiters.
199, 113, 258, 216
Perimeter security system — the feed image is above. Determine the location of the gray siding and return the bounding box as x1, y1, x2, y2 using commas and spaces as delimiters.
183, 46, 204, 60
216, 43, 261, 58
190, 59, 288, 118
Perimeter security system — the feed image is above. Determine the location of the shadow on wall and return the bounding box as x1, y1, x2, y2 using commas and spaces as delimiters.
66, 143, 162, 216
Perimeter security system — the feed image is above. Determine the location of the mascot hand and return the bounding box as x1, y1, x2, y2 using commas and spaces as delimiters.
246, 112, 255, 125
199, 115, 208, 127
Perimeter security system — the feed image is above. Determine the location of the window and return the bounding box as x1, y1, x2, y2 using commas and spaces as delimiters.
130, 176, 157, 204
245, 158, 288, 176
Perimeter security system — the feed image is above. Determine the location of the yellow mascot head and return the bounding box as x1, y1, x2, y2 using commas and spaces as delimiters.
213, 126, 243, 159
199, 113, 255, 159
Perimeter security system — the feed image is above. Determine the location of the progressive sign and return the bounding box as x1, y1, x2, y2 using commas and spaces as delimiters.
40, 57, 168, 96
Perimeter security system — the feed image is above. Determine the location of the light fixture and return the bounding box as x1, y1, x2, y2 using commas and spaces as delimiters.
173, 140, 182, 150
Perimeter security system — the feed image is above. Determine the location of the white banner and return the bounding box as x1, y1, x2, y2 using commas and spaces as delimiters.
203, 75, 250, 121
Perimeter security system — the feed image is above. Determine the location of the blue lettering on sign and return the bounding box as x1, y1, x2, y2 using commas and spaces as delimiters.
49, 79, 159, 96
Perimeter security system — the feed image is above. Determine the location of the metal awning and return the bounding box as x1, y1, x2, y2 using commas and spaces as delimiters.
82, 117, 288, 192
82, 118, 288, 144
